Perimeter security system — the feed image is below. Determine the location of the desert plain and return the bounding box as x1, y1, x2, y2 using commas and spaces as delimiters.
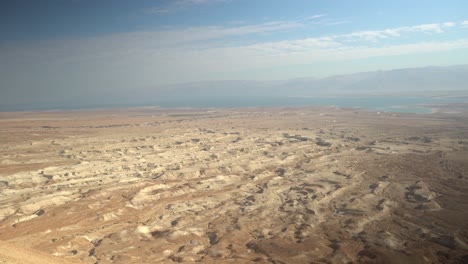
0, 106, 468, 263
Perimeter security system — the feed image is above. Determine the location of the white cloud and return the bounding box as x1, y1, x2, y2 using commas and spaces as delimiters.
410, 23, 444, 33
305, 14, 327, 20
443, 22, 455, 27
461, 20, 468, 28
341, 22, 454, 42
247, 37, 342, 55
77, 20, 302, 50
322, 20, 351, 26
0, 20, 304, 66
343, 30, 390, 41
302, 14, 351, 27
405, 22, 454, 32
2, 21, 460, 61
2, 20, 467, 87
150, 38, 468, 81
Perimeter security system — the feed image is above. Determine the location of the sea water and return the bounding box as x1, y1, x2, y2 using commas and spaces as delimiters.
1, 95, 465, 113
146, 95, 461, 114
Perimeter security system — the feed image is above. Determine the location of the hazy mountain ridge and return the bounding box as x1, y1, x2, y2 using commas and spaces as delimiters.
157, 64, 468, 97
1, 65, 468, 111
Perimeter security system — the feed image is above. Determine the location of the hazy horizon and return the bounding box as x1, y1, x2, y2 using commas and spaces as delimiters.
1, 1, 468, 110
1, 63, 468, 112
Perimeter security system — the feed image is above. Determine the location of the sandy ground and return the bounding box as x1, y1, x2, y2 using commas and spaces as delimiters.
0, 106, 468, 263
0, 240, 82, 264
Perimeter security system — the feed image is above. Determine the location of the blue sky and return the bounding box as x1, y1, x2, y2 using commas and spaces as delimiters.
1, 0, 468, 105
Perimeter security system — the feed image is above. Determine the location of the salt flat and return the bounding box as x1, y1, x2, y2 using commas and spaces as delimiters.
0, 107, 467, 263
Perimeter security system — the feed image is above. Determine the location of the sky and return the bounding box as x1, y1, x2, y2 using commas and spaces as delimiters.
0, 0, 467, 108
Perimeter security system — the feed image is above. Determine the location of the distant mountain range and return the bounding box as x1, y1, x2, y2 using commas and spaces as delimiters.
153, 64, 468, 97
2, 64, 468, 111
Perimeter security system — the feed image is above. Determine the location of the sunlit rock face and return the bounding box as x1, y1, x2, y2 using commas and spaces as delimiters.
0, 107, 468, 263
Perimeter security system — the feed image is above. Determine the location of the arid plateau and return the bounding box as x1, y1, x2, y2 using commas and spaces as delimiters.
1, 107, 468, 263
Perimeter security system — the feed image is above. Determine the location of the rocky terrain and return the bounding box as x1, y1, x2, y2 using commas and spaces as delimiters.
0, 107, 467, 263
